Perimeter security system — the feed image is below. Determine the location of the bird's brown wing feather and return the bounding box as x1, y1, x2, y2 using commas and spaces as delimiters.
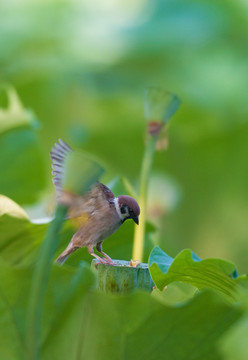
67, 182, 114, 218
50, 139, 72, 199
50, 139, 114, 222
65, 183, 114, 230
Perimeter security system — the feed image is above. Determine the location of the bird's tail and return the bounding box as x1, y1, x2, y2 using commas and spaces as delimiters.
55, 245, 78, 265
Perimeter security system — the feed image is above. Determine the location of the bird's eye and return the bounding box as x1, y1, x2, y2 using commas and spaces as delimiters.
120, 205, 127, 214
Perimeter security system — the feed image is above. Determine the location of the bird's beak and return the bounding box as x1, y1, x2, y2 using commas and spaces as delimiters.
133, 216, 139, 225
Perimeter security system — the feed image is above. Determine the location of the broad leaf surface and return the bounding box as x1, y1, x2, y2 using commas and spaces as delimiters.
0, 196, 47, 265
42, 290, 242, 360
0, 200, 245, 360
149, 246, 238, 301
0, 252, 244, 360
0, 260, 95, 360
0, 87, 45, 205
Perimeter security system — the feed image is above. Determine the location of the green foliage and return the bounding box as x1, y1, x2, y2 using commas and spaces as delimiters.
1, 0, 248, 265
220, 314, 248, 360
149, 246, 241, 301
1, 197, 248, 359
107, 176, 137, 199
63, 151, 105, 195
0, 86, 37, 132
152, 282, 197, 306
133, 87, 180, 261
1, 1, 248, 358
0, 258, 245, 360
0, 87, 45, 205
62, 290, 242, 360
0, 260, 95, 360
144, 87, 181, 124
0, 195, 46, 265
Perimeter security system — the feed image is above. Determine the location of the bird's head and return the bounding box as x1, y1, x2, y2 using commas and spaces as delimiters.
114, 195, 140, 225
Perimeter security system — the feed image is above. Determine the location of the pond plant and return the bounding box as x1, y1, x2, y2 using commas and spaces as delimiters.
0, 86, 248, 360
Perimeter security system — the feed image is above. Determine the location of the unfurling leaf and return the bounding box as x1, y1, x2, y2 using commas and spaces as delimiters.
149, 246, 238, 301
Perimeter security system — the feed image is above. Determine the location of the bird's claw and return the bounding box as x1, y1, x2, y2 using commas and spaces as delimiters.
102, 258, 115, 266
94, 257, 115, 267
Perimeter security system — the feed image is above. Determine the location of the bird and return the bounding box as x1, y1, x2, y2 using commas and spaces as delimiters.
50, 139, 140, 265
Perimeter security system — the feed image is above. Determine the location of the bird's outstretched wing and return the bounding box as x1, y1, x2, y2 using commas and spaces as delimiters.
50, 139, 72, 198
50, 139, 114, 219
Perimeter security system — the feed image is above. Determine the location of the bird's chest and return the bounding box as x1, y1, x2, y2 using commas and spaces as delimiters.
74, 203, 121, 245
94, 209, 121, 241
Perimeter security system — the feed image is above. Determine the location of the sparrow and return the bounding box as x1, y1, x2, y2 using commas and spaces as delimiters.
50, 139, 140, 265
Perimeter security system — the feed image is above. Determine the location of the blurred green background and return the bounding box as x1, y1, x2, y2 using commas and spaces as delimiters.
1, 0, 248, 272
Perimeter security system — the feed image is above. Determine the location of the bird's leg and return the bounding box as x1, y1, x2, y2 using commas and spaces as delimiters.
88, 245, 108, 264
96, 242, 114, 265
101, 251, 114, 264
91, 253, 109, 264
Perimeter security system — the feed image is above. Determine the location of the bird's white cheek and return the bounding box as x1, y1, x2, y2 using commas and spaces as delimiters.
113, 198, 123, 220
